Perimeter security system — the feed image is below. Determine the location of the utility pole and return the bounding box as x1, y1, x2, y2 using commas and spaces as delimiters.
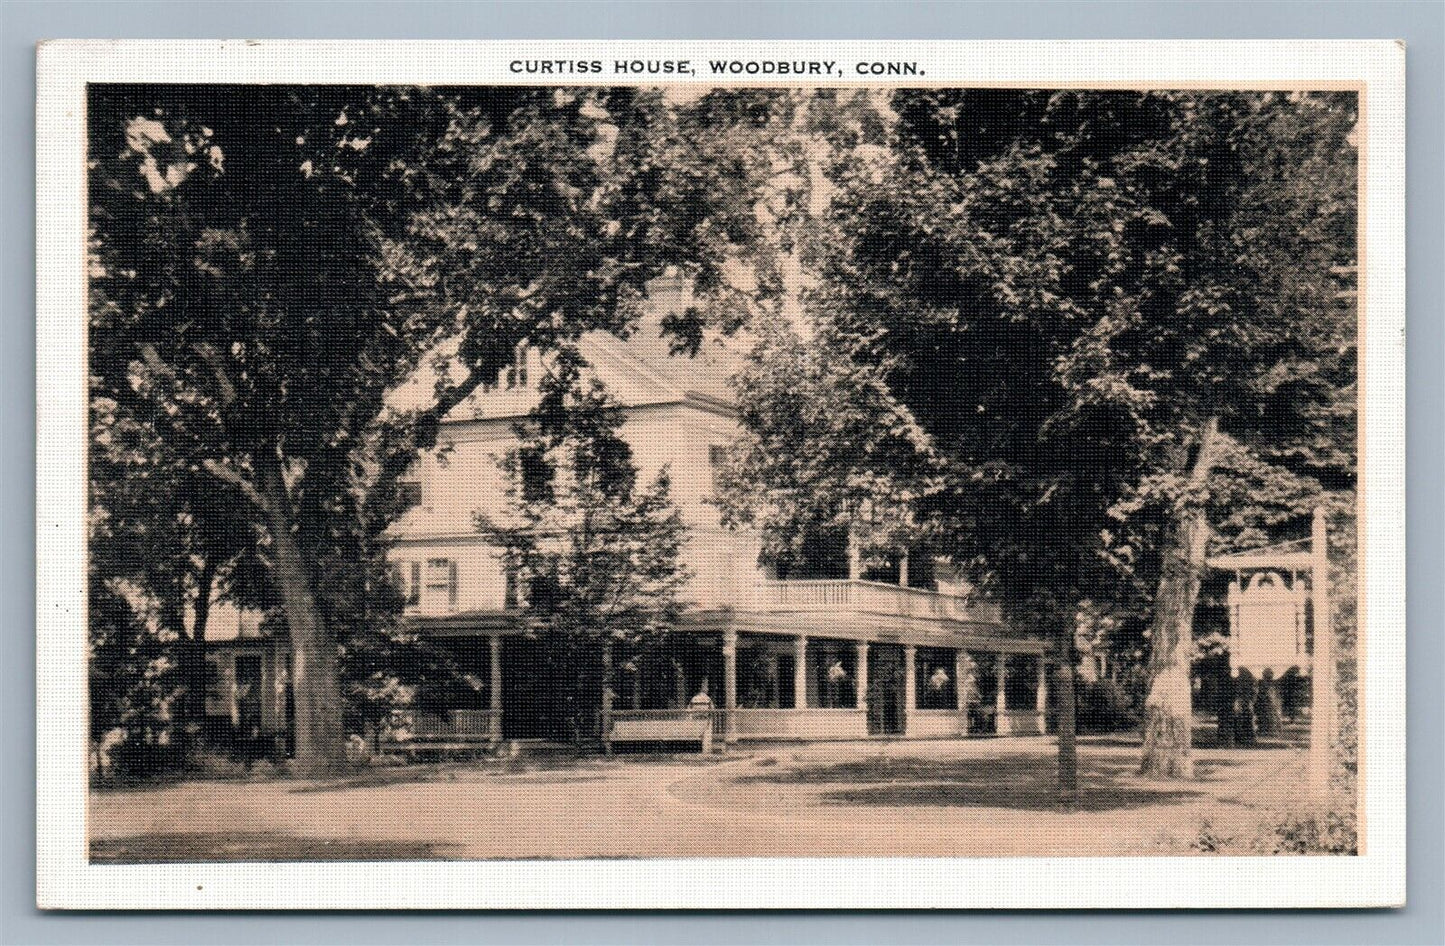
1309, 506, 1335, 802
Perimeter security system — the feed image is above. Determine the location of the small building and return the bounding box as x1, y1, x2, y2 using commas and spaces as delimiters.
208, 276, 1052, 748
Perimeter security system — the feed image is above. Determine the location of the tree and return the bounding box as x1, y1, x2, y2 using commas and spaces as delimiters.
89, 389, 263, 766
479, 364, 690, 741
721, 89, 1355, 799
88, 85, 754, 775
821, 89, 1357, 785
714, 311, 936, 576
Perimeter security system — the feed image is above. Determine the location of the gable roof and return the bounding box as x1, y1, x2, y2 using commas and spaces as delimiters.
443, 274, 746, 423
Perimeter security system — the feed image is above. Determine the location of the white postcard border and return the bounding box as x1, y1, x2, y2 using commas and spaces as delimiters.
37, 38, 1406, 910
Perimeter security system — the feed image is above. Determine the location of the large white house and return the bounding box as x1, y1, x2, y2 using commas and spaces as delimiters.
206, 275, 1052, 749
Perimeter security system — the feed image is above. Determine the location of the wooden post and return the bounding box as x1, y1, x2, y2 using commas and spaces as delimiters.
601, 640, 614, 754
794, 635, 808, 709
722, 628, 738, 745
855, 641, 869, 711
1309, 507, 1335, 802
903, 644, 917, 731
847, 530, 862, 581
1036, 656, 1049, 733
898, 550, 910, 588
489, 635, 503, 741
955, 650, 970, 712
995, 654, 1009, 734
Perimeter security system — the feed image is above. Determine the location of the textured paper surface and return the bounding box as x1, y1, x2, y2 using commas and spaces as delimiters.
37, 39, 1405, 909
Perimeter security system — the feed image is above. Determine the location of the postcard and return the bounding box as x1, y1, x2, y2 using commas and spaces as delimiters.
36, 39, 1405, 909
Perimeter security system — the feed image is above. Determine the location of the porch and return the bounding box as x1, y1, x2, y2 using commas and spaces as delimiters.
748, 578, 1003, 624
388, 626, 1050, 750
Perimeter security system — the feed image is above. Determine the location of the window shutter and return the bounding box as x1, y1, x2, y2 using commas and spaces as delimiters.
409, 562, 421, 605
448, 560, 459, 609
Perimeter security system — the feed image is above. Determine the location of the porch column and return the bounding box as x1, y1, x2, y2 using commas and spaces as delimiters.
489, 635, 503, 741
995, 653, 1009, 734
489, 635, 503, 713
955, 649, 970, 712
722, 628, 738, 744
794, 635, 809, 709
1035, 656, 1049, 733
898, 551, 910, 588
855, 641, 869, 710
903, 644, 917, 727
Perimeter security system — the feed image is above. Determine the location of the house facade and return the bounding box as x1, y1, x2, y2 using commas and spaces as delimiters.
207, 276, 1053, 748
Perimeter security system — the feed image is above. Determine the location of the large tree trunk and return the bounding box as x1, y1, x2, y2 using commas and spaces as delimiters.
1054, 630, 1079, 805
600, 639, 614, 753
1139, 416, 1220, 779
181, 558, 217, 759
258, 466, 346, 778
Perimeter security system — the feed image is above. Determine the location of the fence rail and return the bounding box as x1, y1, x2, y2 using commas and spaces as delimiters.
751, 579, 1000, 622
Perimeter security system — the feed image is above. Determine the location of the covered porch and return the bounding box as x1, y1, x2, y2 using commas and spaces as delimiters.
707, 628, 1051, 743
397, 625, 1051, 749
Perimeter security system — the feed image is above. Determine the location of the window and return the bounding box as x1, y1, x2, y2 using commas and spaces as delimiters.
397, 480, 423, 510
708, 444, 727, 467
424, 558, 459, 611
393, 561, 421, 606
916, 647, 958, 710
505, 343, 529, 389
504, 566, 520, 611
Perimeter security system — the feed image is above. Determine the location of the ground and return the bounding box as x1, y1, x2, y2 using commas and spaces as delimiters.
90, 732, 1327, 862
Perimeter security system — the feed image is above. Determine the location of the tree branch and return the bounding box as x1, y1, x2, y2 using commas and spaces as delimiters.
192, 342, 238, 406
201, 458, 266, 511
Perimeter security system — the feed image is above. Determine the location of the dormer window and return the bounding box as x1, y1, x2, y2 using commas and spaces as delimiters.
504, 343, 529, 389
397, 480, 422, 510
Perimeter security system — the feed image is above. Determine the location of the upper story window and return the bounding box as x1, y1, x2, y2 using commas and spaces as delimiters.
397, 480, 423, 510
480, 342, 534, 392
393, 561, 422, 607
707, 444, 728, 493
423, 558, 459, 612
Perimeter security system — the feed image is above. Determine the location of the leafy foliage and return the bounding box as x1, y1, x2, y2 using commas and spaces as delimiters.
718, 89, 1357, 786
478, 365, 690, 739
88, 85, 754, 771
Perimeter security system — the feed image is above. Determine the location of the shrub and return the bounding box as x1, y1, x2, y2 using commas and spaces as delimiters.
1075, 679, 1138, 733
1189, 806, 1357, 855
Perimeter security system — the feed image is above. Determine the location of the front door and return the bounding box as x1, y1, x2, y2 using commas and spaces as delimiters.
867, 643, 906, 736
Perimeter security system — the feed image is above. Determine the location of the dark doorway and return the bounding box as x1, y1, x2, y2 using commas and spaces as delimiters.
867, 643, 906, 736
500, 635, 580, 740
234, 653, 263, 740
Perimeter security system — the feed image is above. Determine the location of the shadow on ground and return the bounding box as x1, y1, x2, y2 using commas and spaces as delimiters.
286, 749, 731, 794
90, 832, 460, 863
734, 754, 1241, 813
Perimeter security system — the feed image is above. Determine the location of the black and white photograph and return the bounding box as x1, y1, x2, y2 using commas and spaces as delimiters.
34, 39, 1407, 910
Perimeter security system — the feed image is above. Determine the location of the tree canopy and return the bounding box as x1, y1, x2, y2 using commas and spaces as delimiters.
718, 88, 1357, 791
88, 84, 759, 773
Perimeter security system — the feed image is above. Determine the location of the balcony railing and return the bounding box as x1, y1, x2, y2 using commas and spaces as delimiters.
749, 579, 1001, 623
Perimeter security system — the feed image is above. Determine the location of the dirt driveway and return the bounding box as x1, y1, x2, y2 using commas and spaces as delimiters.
90, 736, 1313, 862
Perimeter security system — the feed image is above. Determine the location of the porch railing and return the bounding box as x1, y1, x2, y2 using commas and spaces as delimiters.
750, 579, 1000, 623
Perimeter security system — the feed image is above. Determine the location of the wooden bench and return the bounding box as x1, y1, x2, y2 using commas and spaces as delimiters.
387, 709, 502, 759
605, 709, 718, 753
